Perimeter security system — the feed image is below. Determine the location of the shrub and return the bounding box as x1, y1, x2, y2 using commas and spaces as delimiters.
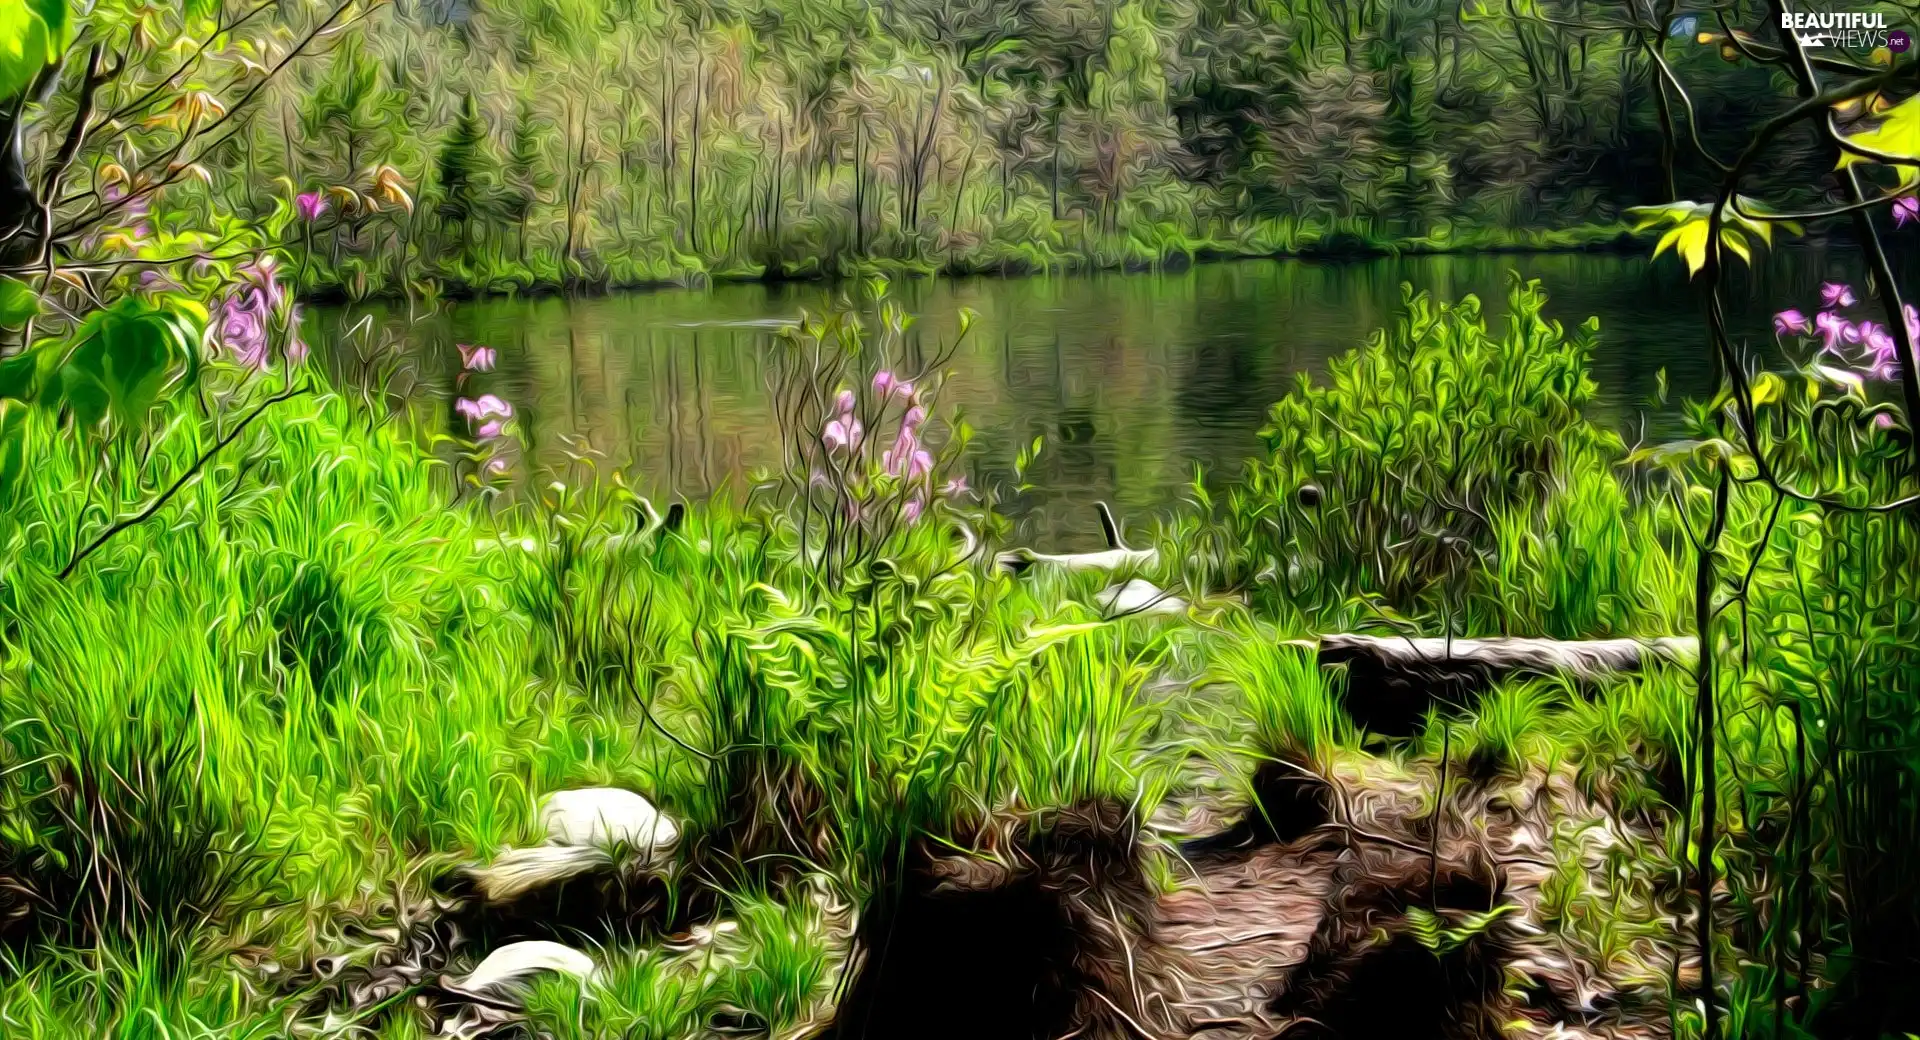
1224, 275, 1624, 629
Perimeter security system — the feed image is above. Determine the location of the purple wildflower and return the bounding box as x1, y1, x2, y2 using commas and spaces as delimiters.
1774, 309, 1811, 336
208, 255, 296, 370
1897, 196, 1919, 227
1816, 311, 1851, 354
1822, 283, 1857, 308
823, 389, 863, 451
456, 394, 513, 423
296, 191, 328, 222
823, 415, 863, 452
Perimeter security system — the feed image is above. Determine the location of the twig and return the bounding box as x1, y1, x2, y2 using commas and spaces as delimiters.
58, 382, 310, 580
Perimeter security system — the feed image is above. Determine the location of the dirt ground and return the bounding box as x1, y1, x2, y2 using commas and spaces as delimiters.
1134, 754, 1683, 1040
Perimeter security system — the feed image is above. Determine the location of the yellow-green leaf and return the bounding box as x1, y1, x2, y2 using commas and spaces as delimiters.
1837, 92, 1920, 182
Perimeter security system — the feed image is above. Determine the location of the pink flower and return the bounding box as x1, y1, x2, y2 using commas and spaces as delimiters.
1816, 311, 1851, 354
884, 430, 933, 480
1896, 196, 1919, 227
295, 192, 328, 222
835, 389, 856, 414
217, 306, 270, 369
1822, 283, 1857, 308
902, 406, 926, 430
1774, 309, 1811, 336
872, 370, 914, 400
207, 254, 296, 371
1864, 323, 1896, 357
941, 475, 969, 498
476, 420, 504, 440
457, 343, 498, 372
1874, 413, 1895, 429
822, 415, 863, 452
902, 494, 925, 524
456, 394, 513, 422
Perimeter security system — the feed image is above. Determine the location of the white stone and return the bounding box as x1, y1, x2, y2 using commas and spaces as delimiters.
466, 844, 610, 903
443, 941, 596, 1005
540, 788, 679, 859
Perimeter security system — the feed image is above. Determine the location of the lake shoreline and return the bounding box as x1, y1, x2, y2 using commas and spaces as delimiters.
299, 224, 1653, 306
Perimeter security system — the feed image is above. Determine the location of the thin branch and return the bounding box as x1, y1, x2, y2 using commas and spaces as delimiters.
58, 382, 311, 581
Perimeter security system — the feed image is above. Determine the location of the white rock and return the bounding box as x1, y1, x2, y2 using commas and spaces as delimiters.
466, 845, 611, 903
999, 546, 1160, 574
1100, 579, 1187, 617
540, 788, 679, 859
443, 941, 596, 1005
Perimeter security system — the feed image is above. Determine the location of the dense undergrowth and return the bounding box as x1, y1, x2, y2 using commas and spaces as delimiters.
0, 272, 1912, 1037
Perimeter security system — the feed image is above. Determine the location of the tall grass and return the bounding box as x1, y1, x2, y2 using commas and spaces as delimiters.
3, 276, 1907, 1036
1211, 634, 1354, 772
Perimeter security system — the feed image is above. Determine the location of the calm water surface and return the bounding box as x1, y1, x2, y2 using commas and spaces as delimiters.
309, 252, 1855, 549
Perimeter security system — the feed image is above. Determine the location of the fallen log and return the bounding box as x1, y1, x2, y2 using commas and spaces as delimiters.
1317, 634, 1698, 736
998, 502, 1159, 574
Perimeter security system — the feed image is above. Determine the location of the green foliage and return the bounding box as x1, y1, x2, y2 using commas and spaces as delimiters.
46, 296, 204, 432
1403, 903, 1519, 955
1223, 276, 1629, 631
0, 0, 69, 102
1625, 198, 1799, 277
0, 275, 38, 328
1212, 633, 1353, 769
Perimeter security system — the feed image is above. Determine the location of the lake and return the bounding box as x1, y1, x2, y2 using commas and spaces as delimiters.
309, 250, 1855, 550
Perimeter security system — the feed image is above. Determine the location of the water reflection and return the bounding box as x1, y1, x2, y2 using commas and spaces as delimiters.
309, 250, 1858, 550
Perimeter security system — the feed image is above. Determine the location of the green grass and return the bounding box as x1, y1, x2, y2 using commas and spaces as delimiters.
0, 279, 1910, 1037
1210, 631, 1355, 772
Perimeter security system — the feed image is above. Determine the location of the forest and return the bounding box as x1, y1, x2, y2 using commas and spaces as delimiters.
3, 0, 1920, 1039
1, 0, 1851, 295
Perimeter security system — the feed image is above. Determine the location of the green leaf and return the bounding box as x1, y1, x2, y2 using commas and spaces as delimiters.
1627, 197, 1792, 277
0, 0, 70, 102
1837, 92, 1920, 184
1649, 215, 1711, 275
56, 296, 202, 431
0, 342, 57, 402
0, 397, 27, 496
0, 276, 40, 329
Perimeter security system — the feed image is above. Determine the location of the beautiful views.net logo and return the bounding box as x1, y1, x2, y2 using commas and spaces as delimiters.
1778, 10, 1907, 50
